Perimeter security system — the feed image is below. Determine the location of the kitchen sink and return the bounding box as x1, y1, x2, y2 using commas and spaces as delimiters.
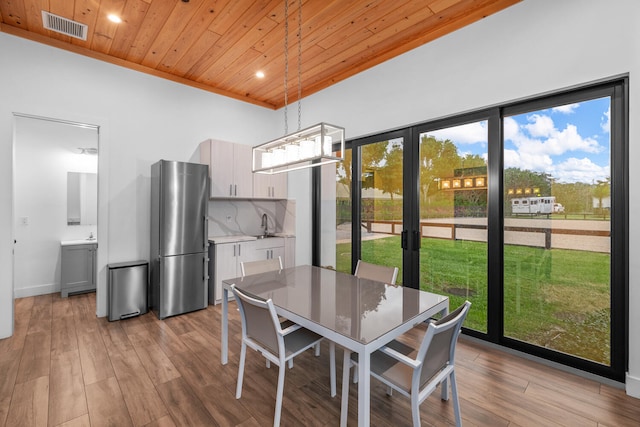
254, 234, 277, 239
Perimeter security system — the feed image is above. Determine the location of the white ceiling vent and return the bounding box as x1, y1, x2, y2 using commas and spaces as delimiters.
41, 11, 88, 41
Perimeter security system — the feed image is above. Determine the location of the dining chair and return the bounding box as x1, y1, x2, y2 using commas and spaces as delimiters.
240, 255, 314, 369
340, 301, 471, 427
354, 259, 399, 285
328, 259, 400, 396
240, 256, 283, 276
231, 284, 325, 427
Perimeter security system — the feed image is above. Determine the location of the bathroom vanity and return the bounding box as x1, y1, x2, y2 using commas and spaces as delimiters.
60, 240, 98, 297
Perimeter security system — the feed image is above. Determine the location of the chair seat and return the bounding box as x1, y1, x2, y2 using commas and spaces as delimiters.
352, 340, 416, 393
283, 328, 323, 358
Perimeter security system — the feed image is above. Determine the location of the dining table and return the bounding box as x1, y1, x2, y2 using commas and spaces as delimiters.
221, 265, 449, 427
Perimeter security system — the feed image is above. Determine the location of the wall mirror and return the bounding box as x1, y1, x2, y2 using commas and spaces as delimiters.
67, 172, 97, 225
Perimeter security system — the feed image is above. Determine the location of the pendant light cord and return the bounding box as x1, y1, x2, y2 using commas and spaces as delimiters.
283, 0, 303, 134
283, 0, 289, 135
297, 0, 302, 132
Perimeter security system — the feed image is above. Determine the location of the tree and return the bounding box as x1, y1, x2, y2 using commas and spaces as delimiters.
553, 182, 593, 213
377, 142, 403, 200
593, 177, 611, 211
336, 149, 352, 199
361, 141, 389, 192
419, 135, 462, 204
503, 168, 552, 197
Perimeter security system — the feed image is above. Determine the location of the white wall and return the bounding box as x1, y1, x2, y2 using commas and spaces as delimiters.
0, 31, 280, 335
287, 0, 640, 395
14, 117, 98, 297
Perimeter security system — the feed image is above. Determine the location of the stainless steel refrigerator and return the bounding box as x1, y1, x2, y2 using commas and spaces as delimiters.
150, 160, 209, 319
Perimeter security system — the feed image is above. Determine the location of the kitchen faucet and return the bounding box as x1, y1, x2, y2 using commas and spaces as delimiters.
261, 213, 268, 236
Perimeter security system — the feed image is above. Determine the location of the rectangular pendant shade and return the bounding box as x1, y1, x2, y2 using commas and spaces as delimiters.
252, 122, 345, 174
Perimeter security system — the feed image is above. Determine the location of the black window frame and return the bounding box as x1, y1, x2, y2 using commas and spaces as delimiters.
313, 76, 628, 382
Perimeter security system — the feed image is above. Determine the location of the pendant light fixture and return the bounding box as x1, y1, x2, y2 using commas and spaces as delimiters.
252, 0, 344, 174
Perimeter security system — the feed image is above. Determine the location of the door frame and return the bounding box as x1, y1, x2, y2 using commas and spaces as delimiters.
12, 112, 109, 317
316, 76, 628, 382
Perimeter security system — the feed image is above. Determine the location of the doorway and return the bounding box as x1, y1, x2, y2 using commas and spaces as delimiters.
13, 114, 99, 299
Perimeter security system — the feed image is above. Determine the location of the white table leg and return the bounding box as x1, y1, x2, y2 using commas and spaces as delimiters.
221, 287, 229, 365
330, 341, 337, 397
440, 305, 449, 400
340, 349, 351, 427
357, 351, 370, 427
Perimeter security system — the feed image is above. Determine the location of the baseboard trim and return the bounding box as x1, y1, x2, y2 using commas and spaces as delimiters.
14, 283, 58, 298
626, 373, 640, 398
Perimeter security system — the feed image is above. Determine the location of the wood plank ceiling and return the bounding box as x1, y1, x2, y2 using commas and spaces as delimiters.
0, 0, 520, 109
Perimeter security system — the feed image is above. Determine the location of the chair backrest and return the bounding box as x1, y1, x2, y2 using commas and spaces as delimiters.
354, 260, 399, 285
231, 284, 282, 356
240, 256, 283, 277
417, 301, 471, 388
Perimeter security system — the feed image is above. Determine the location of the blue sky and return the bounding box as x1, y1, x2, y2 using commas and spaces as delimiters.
426, 97, 611, 184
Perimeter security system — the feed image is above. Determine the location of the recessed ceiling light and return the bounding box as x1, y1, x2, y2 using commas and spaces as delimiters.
256, 71, 265, 78
107, 14, 122, 23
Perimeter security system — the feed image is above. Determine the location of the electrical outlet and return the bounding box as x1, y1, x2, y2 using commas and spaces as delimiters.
20, 217, 28, 226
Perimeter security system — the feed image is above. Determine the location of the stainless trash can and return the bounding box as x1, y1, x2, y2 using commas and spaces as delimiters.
108, 260, 148, 321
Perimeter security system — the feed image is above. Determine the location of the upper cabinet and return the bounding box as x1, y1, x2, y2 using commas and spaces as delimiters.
201, 139, 287, 199
253, 172, 287, 199
200, 139, 253, 198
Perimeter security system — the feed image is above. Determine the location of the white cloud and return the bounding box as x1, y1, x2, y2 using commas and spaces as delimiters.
503, 113, 605, 183
509, 114, 601, 157
426, 121, 487, 144
601, 106, 611, 133
524, 114, 555, 138
552, 103, 580, 114
503, 117, 519, 141
552, 157, 610, 183
503, 149, 520, 168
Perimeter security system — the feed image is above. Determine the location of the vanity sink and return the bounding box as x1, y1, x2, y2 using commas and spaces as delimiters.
61, 239, 98, 246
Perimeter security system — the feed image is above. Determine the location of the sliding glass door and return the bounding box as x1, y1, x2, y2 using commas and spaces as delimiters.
339, 130, 409, 281
324, 78, 626, 380
502, 93, 617, 367
416, 119, 489, 333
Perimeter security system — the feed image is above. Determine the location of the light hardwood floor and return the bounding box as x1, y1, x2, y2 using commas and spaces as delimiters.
1, 293, 639, 426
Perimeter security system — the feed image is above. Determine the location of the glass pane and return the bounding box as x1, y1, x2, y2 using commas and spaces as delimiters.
418, 121, 489, 332
335, 148, 352, 273
503, 97, 611, 365
359, 138, 404, 284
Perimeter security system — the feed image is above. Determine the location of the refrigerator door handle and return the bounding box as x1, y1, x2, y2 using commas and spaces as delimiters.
203, 217, 208, 251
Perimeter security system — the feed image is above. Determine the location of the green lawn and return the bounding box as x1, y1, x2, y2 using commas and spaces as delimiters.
336, 236, 611, 365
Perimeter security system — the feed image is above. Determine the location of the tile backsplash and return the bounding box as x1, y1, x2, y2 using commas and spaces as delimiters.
208, 199, 295, 237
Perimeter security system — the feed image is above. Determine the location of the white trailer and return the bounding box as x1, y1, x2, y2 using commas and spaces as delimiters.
511, 196, 556, 215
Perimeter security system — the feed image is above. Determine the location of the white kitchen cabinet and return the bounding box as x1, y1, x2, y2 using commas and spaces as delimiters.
60, 242, 97, 297
210, 236, 296, 304
200, 139, 253, 198
253, 172, 288, 199
210, 240, 258, 304
284, 237, 296, 268
254, 237, 285, 262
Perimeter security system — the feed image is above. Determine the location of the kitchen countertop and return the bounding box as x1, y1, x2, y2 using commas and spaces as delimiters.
208, 233, 294, 244
61, 239, 98, 246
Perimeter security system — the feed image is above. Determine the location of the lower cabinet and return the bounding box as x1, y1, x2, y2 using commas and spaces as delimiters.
254, 237, 285, 263
210, 237, 294, 304
61, 242, 97, 297
210, 240, 258, 304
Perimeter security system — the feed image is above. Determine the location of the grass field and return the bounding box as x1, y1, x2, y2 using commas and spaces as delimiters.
336, 236, 611, 365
